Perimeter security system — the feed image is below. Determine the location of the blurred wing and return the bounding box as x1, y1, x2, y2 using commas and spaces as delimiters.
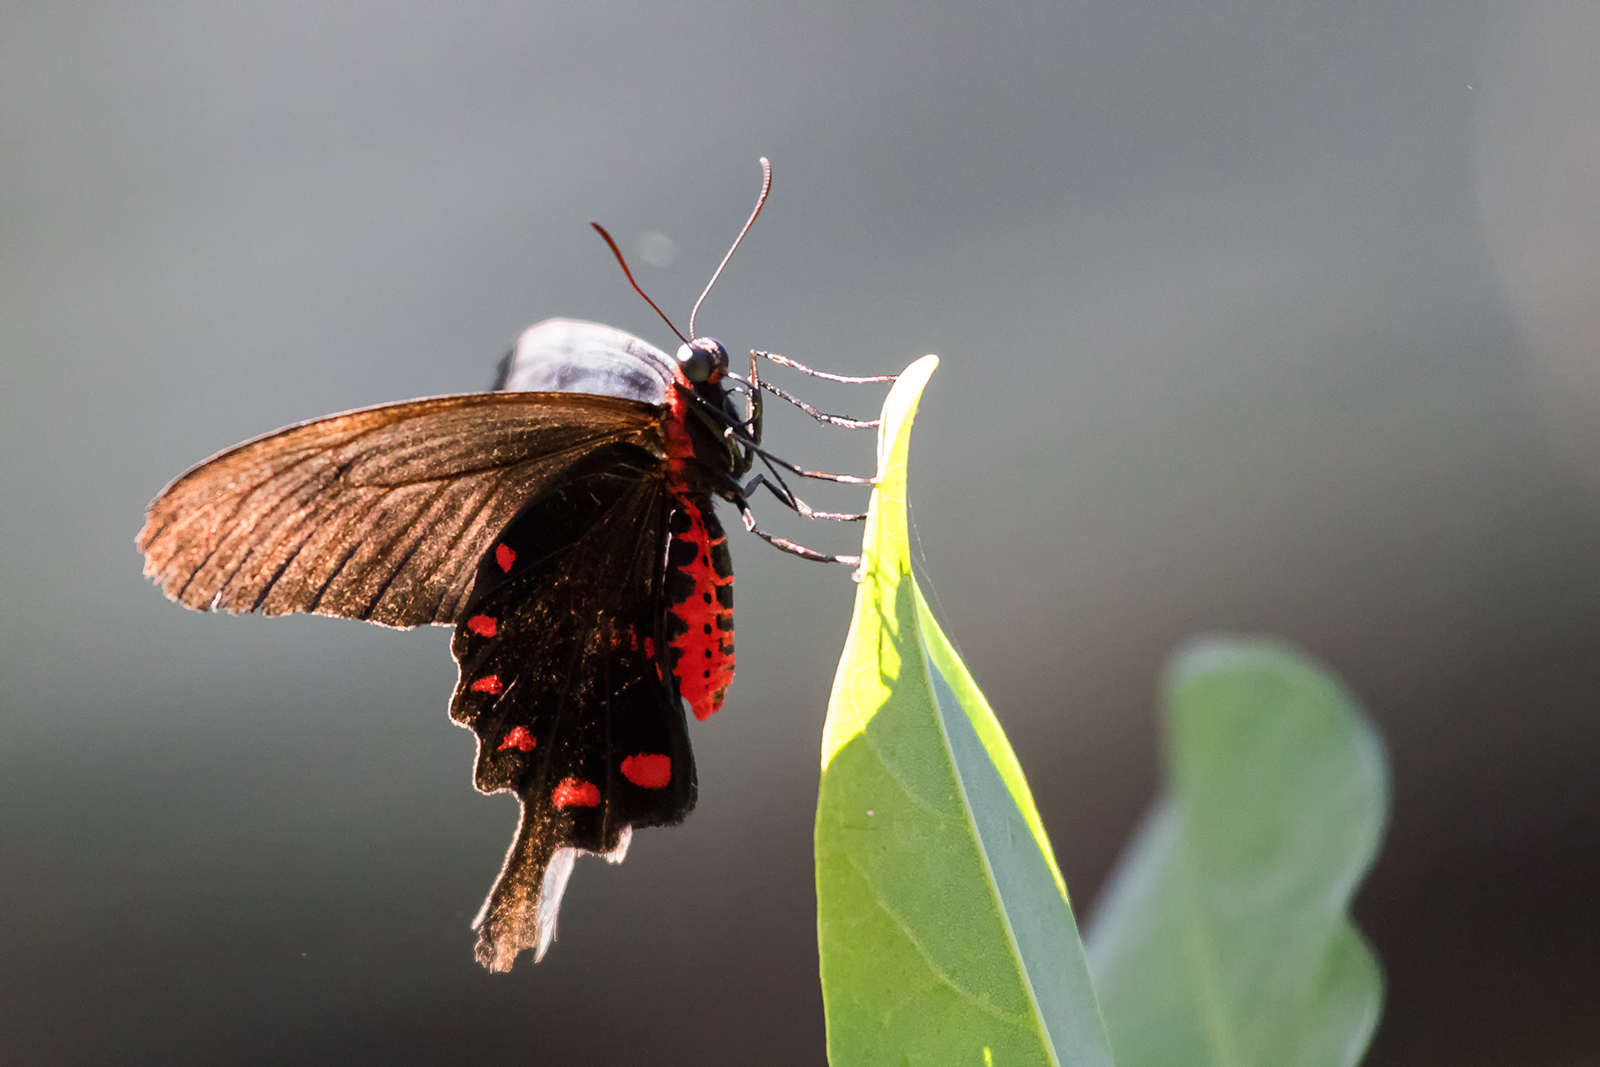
447, 442, 695, 971
137, 392, 663, 628
495, 318, 675, 401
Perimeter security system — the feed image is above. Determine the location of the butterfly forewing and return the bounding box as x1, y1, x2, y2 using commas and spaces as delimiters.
137, 392, 662, 627
449, 441, 697, 970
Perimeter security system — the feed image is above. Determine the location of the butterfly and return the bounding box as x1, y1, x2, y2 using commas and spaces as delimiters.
136, 159, 890, 971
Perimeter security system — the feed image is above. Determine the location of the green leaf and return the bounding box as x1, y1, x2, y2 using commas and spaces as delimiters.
1084, 639, 1389, 1067
815, 356, 1115, 1067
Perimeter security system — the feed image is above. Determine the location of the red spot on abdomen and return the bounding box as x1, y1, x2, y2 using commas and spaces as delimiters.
666, 500, 735, 721
552, 778, 601, 808
495, 544, 516, 572
470, 674, 503, 695
498, 726, 536, 752
621, 753, 672, 789
467, 614, 497, 637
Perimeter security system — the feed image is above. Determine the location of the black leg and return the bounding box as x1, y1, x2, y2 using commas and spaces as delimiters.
737, 501, 861, 566
745, 350, 765, 444
739, 472, 866, 522
746, 440, 874, 484
754, 350, 898, 385
681, 384, 876, 485
758, 378, 879, 429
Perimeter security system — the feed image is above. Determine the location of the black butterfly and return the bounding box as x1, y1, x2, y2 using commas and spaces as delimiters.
136, 161, 889, 971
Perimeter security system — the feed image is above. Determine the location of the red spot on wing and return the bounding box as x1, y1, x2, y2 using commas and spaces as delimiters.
552, 778, 601, 808
643, 637, 654, 659
467, 614, 497, 637
498, 726, 536, 752
495, 544, 516, 572
621, 753, 672, 789
470, 674, 503, 695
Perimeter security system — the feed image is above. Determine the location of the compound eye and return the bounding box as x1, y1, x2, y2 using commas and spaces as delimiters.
676, 343, 712, 383
677, 338, 728, 383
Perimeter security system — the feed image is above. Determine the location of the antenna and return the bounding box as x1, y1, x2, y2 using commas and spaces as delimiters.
689, 157, 772, 340
589, 221, 688, 345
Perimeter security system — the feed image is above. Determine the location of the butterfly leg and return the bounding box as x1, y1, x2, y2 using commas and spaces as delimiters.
752, 349, 898, 385
738, 471, 865, 522
682, 384, 875, 485
744, 352, 764, 443
736, 499, 861, 565
744, 350, 883, 430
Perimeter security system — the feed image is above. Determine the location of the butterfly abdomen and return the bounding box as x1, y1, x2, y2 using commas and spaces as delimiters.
664, 499, 735, 722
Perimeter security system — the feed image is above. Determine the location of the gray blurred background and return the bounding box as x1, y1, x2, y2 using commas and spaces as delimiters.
3, 2, 1598, 1063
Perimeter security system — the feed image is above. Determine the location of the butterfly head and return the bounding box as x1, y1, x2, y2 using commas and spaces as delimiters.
676, 337, 729, 385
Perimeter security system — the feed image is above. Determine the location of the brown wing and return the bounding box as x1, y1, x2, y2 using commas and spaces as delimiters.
137, 392, 664, 628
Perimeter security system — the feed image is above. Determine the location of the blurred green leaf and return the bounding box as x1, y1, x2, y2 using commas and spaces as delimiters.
815, 356, 1115, 1067
1085, 639, 1389, 1067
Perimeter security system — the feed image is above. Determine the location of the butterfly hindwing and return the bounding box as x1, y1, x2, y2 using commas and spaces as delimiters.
448, 441, 697, 970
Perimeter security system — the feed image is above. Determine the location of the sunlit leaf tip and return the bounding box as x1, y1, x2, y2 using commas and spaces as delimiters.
816, 354, 1115, 1067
